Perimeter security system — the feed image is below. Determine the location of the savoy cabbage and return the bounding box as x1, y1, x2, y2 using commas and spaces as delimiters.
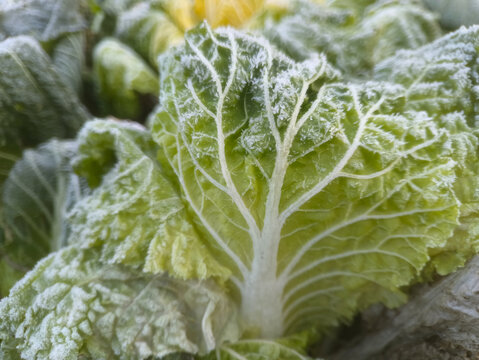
1, 0, 479, 359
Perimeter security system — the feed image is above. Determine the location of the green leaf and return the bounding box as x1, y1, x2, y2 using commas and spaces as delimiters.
70, 119, 231, 281
150, 23, 478, 337
93, 38, 159, 120
0, 0, 86, 42
0, 257, 24, 298
0, 0, 88, 93
0, 35, 89, 183
0, 245, 240, 359
373, 26, 479, 276
0, 33, 89, 297
51, 32, 86, 94
1, 140, 89, 275
263, 0, 441, 76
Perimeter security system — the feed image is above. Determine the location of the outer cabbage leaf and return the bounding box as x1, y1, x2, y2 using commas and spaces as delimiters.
0, 0, 88, 93
51, 32, 86, 95
0, 35, 88, 186
151, 23, 479, 337
0, 140, 89, 286
93, 38, 159, 120
0, 245, 239, 359
262, 0, 441, 76
0, 34, 89, 296
70, 119, 230, 281
0, 0, 86, 42
373, 26, 479, 275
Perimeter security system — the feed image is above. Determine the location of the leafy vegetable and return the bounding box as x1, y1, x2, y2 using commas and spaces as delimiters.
2, 140, 89, 271
0, 245, 239, 360
0, 33, 89, 294
155, 21, 479, 337
263, 0, 442, 75
2, 1, 479, 359
93, 38, 159, 120
0, 36, 88, 179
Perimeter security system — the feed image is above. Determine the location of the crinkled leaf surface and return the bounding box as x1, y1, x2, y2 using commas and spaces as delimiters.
3, 11, 479, 360
93, 38, 159, 120
263, 0, 441, 76
1, 140, 89, 275
0, 245, 239, 360
150, 23, 479, 337
373, 26, 479, 275
71, 119, 230, 281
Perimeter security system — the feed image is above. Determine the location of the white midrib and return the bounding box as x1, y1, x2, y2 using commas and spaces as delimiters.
241, 65, 326, 337
241, 89, 386, 337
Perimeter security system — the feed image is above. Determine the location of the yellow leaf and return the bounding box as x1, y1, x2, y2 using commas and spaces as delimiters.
160, 0, 198, 31
194, 0, 265, 28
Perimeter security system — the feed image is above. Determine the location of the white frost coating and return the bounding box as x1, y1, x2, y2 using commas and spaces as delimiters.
152, 22, 479, 338
3, 13, 478, 358
0, 246, 240, 359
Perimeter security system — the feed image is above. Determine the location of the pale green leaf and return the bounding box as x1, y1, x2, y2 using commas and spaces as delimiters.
70, 119, 231, 282
93, 38, 159, 120
263, 0, 441, 76
150, 23, 478, 337
0, 245, 239, 359
374, 26, 479, 275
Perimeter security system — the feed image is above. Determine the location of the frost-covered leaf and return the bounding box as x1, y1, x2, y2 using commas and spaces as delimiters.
150, 23, 479, 337
374, 26, 479, 275
263, 0, 441, 76
0, 245, 239, 359
0, 0, 86, 42
93, 38, 159, 120
70, 119, 230, 281
1, 140, 89, 275
0, 0, 88, 92
0, 35, 88, 185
